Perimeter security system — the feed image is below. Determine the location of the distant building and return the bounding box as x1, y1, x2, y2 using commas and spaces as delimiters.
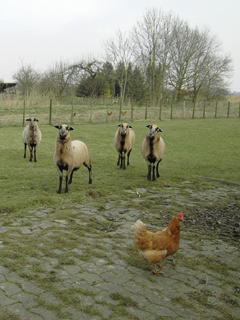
0, 82, 17, 94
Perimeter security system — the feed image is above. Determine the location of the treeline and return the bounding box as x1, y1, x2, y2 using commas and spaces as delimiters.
11, 8, 233, 106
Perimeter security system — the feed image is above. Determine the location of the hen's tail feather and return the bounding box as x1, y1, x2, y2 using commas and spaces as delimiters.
131, 220, 146, 234
132, 220, 152, 251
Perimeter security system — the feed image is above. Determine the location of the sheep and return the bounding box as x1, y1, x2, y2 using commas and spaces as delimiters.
22, 117, 42, 162
54, 124, 92, 194
114, 123, 135, 169
141, 124, 165, 181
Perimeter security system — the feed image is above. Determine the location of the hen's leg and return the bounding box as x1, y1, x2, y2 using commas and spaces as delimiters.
152, 264, 163, 275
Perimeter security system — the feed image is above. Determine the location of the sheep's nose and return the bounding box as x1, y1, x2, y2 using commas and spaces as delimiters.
148, 133, 154, 139
59, 130, 66, 139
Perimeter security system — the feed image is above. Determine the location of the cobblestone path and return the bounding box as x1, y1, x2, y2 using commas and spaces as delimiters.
0, 184, 239, 319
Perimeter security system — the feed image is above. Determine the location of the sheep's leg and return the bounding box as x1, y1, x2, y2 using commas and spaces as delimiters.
58, 176, 63, 194
24, 143, 27, 158
152, 165, 156, 181
122, 152, 126, 169
34, 146, 37, 162
156, 160, 161, 178
89, 167, 92, 184
119, 152, 123, 169
147, 165, 152, 180
84, 163, 92, 184
29, 146, 33, 162
65, 176, 69, 193
57, 166, 63, 194
117, 153, 121, 166
65, 168, 73, 193
69, 171, 73, 185
127, 149, 132, 166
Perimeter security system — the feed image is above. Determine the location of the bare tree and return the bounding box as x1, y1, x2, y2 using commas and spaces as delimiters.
40, 61, 77, 100
103, 30, 133, 111
132, 8, 177, 105
13, 61, 40, 99
132, 7, 233, 104
188, 30, 233, 102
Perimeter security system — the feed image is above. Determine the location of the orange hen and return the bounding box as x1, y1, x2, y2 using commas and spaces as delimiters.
132, 212, 184, 275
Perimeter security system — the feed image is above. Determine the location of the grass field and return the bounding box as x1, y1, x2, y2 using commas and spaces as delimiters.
0, 118, 239, 214
0, 118, 240, 319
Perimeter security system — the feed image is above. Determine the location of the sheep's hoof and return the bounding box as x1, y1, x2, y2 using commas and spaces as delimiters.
89, 179, 92, 184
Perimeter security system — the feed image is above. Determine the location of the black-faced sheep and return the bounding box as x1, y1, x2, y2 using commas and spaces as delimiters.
22, 117, 42, 162
54, 124, 92, 194
115, 123, 135, 169
141, 124, 165, 181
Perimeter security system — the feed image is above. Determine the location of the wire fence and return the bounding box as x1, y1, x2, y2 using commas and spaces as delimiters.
0, 97, 240, 127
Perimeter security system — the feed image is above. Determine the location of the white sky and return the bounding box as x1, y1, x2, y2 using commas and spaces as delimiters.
1, 0, 239, 92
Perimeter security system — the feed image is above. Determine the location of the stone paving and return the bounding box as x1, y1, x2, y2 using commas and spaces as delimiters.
0, 183, 240, 319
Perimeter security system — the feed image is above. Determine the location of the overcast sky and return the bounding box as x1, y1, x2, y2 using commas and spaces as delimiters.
1, 0, 239, 92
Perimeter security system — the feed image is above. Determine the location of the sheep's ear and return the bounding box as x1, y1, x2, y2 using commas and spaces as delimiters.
128, 125, 132, 128
26, 118, 31, 121
69, 127, 74, 131
54, 125, 60, 129
117, 124, 121, 127
146, 125, 151, 128
157, 127, 163, 132
34, 118, 39, 122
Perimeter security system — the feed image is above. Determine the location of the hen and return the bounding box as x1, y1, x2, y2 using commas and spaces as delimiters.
132, 212, 184, 275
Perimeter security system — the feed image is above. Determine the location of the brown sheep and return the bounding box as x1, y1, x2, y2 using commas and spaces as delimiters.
54, 124, 92, 193
141, 124, 165, 181
22, 117, 42, 162
114, 123, 135, 169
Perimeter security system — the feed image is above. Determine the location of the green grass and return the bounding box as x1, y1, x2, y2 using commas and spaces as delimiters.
0, 118, 239, 214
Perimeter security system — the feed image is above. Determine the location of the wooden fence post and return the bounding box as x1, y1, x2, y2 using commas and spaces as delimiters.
49, 99, 52, 125
183, 101, 186, 119
192, 102, 195, 119
106, 104, 109, 123
239, 102, 240, 118
71, 100, 74, 124
131, 101, 133, 121
145, 104, 148, 120
227, 101, 230, 118
215, 101, 218, 118
203, 101, 206, 119
22, 99, 26, 126
159, 101, 162, 120
89, 105, 93, 123
170, 102, 173, 119
118, 99, 122, 121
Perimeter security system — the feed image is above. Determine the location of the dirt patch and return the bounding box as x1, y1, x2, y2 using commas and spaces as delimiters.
185, 203, 240, 244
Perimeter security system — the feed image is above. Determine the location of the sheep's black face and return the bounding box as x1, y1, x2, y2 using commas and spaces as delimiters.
59, 126, 68, 140
118, 124, 131, 137
26, 117, 39, 128
55, 124, 74, 141
147, 125, 162, 140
